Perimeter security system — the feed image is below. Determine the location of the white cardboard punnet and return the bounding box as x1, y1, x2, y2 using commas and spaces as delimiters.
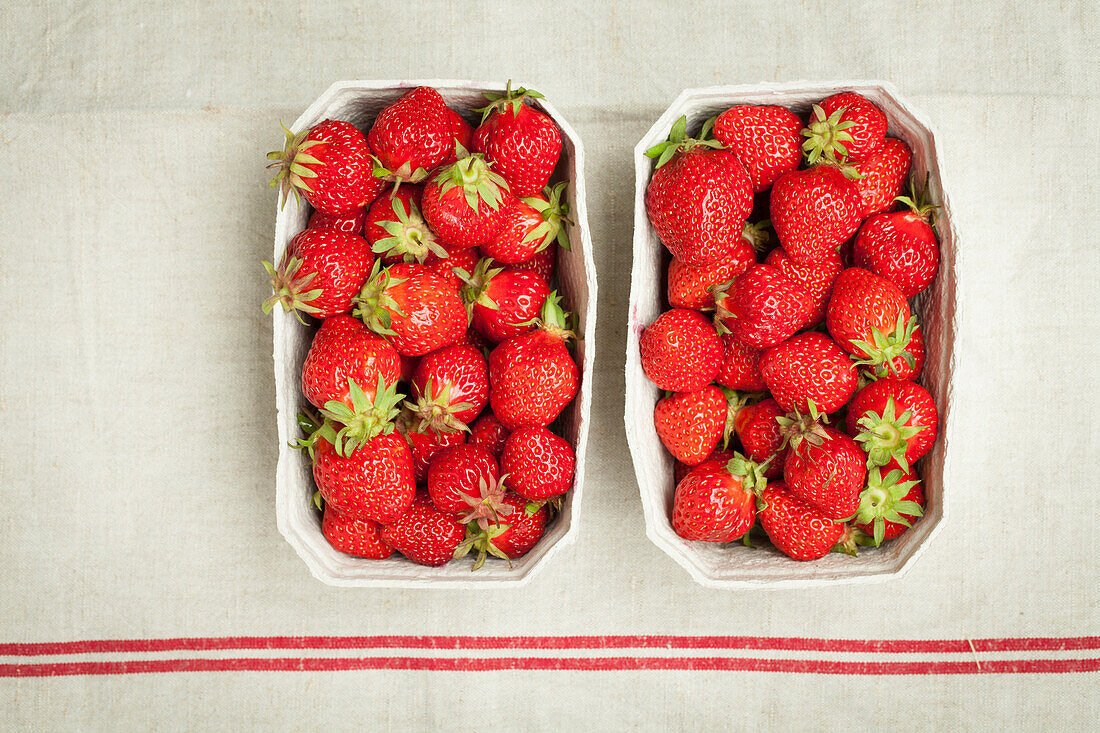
273, 80, 596, 587
626, 81, 956, 588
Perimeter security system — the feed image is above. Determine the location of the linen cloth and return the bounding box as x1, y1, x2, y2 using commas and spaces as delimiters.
1, 0, 1098, 729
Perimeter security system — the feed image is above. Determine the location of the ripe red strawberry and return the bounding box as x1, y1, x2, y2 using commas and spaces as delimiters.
826, 267, 911, 358
671, 454, 767, 542
853, 196, 940, 297
858, 322, 925, 381
733, 397, 787, 479
310, 425, 415, 524
851, 138, 911, 218
462, 259, 550, 343
263, 228, 374, 322
653, 386, 732, 466
268, 119, 384, 215
354, 261, 467, 357
365, 185, 448, 264
847, 378, 939, 471
770, 165, 863, 264
674, 448, 736, 485
713, 105, 803, 192
782, 424, 867, 520
508, 243, 557, 284
667, 242, 755, 311
380, 491, 465, 566
639, 309, 723, 392
760, 332, 857, 414
716, 333, 767, 392
713, 264, 814, 349
301, 314, 402, 414
454, 490, 548, 569
473, 84, 562, 198
645, 116, 754, 266
481, 182, 570, 264
396, 411, 467, 484
854, 465, 924, 546
801, 93, 887, 165
757, 482, 845, 561
426, 443, 499, 514
367, 86, 453, 183
410, 344, 489, 433
488, 293, 579, 430
500, 426, 575, 501
764, 246, 843, 326
424, 247, 481, 292
445, 107, 474, 161
308, 206, 368, 235
469, 411, 510, 457
422, 152, 514, 249
321, 504, 393, 559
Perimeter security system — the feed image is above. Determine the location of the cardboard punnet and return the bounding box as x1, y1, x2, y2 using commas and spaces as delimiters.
626, 81, 957, 588
273, 80, 596, 587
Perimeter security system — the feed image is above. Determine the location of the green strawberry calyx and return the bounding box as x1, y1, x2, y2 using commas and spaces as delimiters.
262, 256, 323, 325
518, 290, 576, 342
409, 376, 475, 434
267, 122, 329, 208
475, 80, 545, 124
775, 401, 829, 453
853, 396, 926, 471
831, 523, 875, 557
454, 475, 518, 571
353, 260, 409, 337
432, 144, 510, 213
458, 257, 505, 314
645, 115, 724, 169
372, 194, 448, 263
521, 181, 573, 252
801, 104, 858, 166
850, 313, 919, 379
318, 374, 405, 457
724, 452, 769, 500
895, 174, 940, 226
720, 389, 757, 450
854, 467, 924, 546
741, 219, 772, 254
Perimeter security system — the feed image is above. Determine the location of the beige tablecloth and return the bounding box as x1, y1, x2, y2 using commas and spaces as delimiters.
1, 0, 1098, 729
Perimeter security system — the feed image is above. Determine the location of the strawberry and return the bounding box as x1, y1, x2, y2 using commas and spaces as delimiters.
857, 321, 925, 381
851, 138, 911, 218
473, 83, 562, 198
671, 453, 767, 542
763, 246, 843, 326
782, 423, 867, 520
801, 93, 887, 165
426, 443, 499, 514
653, 386, 733, 466
716, 333, 767, 392
263, 227, 374, 322
301, 314, 401, 417
508, 243, 557, 284
853, 192, 940, 297
425, 247, 481, 292
481, 182, 571, 264
847, 378, 939, 470
488, 293, 579, 430
757, 482, 845, 561
396, 411, 467, 484
759, 332, 857, 414
854, 465, 924, 546
667, 242, 755, 311
410, 344, 489, 433
713, 264, 814, 349
826, 267, 911, 358
267, 119, 384, 215
308, 206, 368, 235
445, 107, 474, 161
732, 397, 787, 479
321, 504, 393, 559
454, 490, 548, 569
380, 491, 465, 566
713, 105, 803, 192
462, 259, 550, 343
354, 261, 467, 357
367, 86, 454, 183
309, 423, 415, 524
469, 411, 510, 457
365, 185, 448, 264
644, 116, 754, 266
674, 448, 736, 485
770, 165, 863, 264
500, 426, 575, 501
421, 151, 514, 249
639, 309, 723, 392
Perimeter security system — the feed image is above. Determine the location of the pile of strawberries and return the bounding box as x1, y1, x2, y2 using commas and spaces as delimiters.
263, 84, 579, 569
641, 92, 941, 561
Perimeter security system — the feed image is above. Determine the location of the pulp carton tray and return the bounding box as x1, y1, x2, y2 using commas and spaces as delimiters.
273, 80, 596, 587
626, 81, 956, 588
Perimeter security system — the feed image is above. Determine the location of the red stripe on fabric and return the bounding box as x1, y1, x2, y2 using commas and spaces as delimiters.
2, 636, 1099, 657
2, 656, 1099, 678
